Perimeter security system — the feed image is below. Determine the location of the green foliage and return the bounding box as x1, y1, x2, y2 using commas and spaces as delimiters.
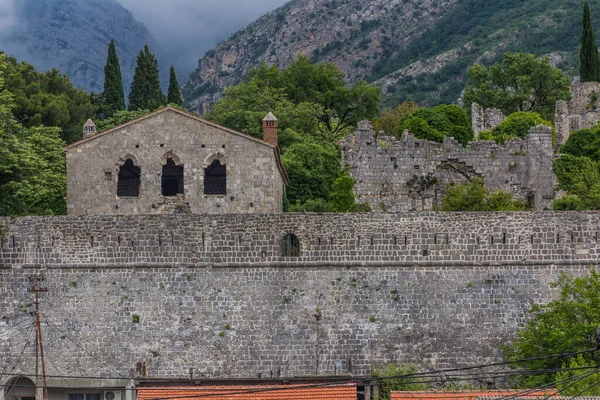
329, 169, 363, 212
209, 57, 380, 142
462, 53, 571, 121
102, 39, 126, 117
406, 174, 439, 196
281, 140, 342, 207
373, 101, 419, 136
439, 178, 528, 211
580, 2, 600, 82
560, 126, 600, 161
2, 55, 94, 143
555, 355, 600, 395
128, 45, 165, 111
167, 65, 183, 106
96, 109, 150, 132
371, 364, 428, 400
553, 154, 600, 210
505, 270, 600, 388
397, 104, 474, 146
0, 54, 66, 216
479, 112, 551, 144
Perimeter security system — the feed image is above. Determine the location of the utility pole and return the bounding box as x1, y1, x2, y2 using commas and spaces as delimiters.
28, 277, 48, 400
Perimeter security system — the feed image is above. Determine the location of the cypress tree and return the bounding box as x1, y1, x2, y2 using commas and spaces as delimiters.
128, 45, 165, 111
102, 39, 126, 116
167, 65, 183, 106
580, 1, 600, 82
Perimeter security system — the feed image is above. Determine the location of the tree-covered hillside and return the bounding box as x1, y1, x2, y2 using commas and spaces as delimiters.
184, 0, 600, 112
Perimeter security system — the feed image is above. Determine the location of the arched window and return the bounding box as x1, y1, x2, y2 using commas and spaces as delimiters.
282, 233, 300, 257
162, 158, 184, 196
204, 159, 226, 195
117, 159, 140, 197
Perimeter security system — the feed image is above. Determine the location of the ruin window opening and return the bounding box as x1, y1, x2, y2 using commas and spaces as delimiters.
117, 159, 141, 197
282, 233, 300, 257
162, 158, 184, 196
204, 159, 226, 195
502, 233, 507, 245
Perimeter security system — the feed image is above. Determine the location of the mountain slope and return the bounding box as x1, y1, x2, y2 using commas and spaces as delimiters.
3, 0, 160, 94
183, 0, 595, 113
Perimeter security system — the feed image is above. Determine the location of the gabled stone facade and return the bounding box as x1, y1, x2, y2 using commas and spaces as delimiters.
65, 106, 288, 215
340, 122, 555, 212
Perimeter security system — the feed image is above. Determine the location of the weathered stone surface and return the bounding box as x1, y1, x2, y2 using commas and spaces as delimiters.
555, 82, 600, 147
0, 212, 599, 379
66, 107, 286, 216
341, 123, 555, 212
471, 103, 506, 138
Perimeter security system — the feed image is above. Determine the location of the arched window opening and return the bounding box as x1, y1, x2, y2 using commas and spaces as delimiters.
204, 159, 226, 195
282, 233, 300, 257
117, 159, 140, 197
162, 158, 184, 196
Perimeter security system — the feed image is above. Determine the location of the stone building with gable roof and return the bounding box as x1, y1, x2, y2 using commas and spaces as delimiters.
66, 106, 288, 215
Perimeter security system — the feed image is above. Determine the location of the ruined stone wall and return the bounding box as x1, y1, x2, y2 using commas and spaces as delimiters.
66, 109, 285, 216
471, 103, 506, 138
340, 123, 555, 212
1, 213, 599, 380
555, 82, 600, 147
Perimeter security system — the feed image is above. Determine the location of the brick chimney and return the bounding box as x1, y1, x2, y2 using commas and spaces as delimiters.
262, 112, 278, 147
83, 119, 97, 138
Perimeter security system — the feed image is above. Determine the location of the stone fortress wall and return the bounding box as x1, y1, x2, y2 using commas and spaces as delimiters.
556, 82, 600, 147
1, 213, 599, 379
340, 122, 555, 213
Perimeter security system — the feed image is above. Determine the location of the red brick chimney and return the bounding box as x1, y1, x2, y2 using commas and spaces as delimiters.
262, 112, 278, 147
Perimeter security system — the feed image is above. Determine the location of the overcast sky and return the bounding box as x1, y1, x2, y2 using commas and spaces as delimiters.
118, 0, 288, 76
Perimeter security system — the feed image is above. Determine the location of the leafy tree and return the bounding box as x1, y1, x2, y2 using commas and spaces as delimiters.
373, 101, 419, 136
560, 126, 600, 161
439, 178, 527, 211
479, 112, 551, 144
129, 45, 165, 111
281, 140, 342, 208
0, 55, 66, 216
397, 104, 474, 146
505, 270, 600, 388
462, 53, 571, 121
371, 364, 428, 400
553, 154, 600, 210
2, 55, 94, 143
555, 355, 600, 396
580, 2, 600, 82
167, 65, 183, 106
96, 109, 151, 132
102, 39, 126, 117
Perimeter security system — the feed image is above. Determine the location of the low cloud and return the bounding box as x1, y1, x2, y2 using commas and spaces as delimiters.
118, 0, 288, 76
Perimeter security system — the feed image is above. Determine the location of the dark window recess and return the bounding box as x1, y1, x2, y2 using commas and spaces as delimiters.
282, 233, 300, 257
204, 159, 226, 195
117, 159, 140, 197
162, 158, 184, 196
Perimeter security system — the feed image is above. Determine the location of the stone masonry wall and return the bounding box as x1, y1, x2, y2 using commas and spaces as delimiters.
1, 213, 599, 380
340, 122, 555, 212
471, 103, 506, 138
66, 108, 285, 216
555, 82, 600, 148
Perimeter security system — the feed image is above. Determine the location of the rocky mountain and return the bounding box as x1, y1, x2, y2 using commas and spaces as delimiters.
183, 0, 593, 113
2, 0, 160, 94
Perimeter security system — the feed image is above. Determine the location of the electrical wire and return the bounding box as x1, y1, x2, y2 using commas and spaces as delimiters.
0, 316, 34, 338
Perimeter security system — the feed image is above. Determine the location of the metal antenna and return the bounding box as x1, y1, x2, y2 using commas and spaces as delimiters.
28, 277, 49, 400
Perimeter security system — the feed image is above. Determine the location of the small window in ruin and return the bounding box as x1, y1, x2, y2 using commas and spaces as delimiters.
117, 159, 140, 197
282, 233, 300, 257
204, 159, 226, 195
162, 158, 184, 196
414, 165, 420, 169
104, 171, 112, 181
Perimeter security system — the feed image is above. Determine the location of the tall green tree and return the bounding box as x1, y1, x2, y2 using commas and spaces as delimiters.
128, 45, 165, 111
462, 53, 571, 121
167, 65, 183, 106
102, 39, 126, 116
580, 2, 600, 82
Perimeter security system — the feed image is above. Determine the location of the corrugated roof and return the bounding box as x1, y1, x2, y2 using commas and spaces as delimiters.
136, 384, 356, 400
390, 390, 559, 400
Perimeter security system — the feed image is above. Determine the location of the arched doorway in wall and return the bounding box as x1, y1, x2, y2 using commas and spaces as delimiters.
204, 159, 226, 195
2, 376, 35, 400
117, 158, 141, 197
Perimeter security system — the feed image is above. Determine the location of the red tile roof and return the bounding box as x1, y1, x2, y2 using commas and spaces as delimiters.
390, 390, 559, 400
137, 384, 356, 400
